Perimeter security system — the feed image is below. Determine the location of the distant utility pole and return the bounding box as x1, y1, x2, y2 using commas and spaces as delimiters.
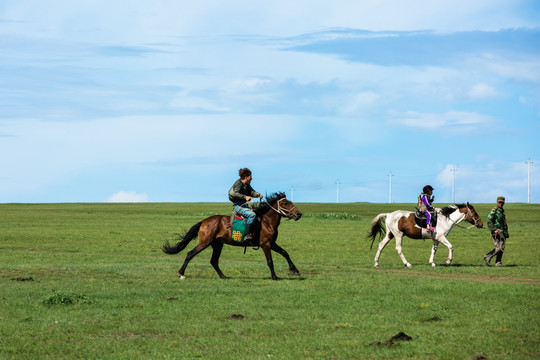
527, 159, 533, 204
336, 179, 341, 204
450, 165, 457, 203
290, 187, 294, 202
388, 172, 394, 204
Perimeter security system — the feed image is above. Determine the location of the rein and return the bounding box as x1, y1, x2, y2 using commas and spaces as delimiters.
266, 198, 298, 219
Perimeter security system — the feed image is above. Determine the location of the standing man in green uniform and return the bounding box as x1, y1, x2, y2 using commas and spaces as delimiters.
484, 196, 509, 267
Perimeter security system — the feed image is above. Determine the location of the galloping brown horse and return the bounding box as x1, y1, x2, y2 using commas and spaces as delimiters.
162, 192, 302, 280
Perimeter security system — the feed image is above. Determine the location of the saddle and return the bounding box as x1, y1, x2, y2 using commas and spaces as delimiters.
229, 213, 260, 245
414, 209, 437, 229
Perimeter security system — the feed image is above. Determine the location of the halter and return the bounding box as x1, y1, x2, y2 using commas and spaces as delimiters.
267, 198, 299, 219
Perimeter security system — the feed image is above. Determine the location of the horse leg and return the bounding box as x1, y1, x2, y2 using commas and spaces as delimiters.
374, 232, 393, 268
438, 235, 454, 265
429, 240, 439, 267
271, 243, 300, 276
177, 243, 209, 279
261, 244, 280, 280
395, 235, 412, 268
210, 241, 228, 279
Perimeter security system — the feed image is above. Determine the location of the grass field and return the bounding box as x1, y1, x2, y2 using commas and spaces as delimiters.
0, 201, 538, 359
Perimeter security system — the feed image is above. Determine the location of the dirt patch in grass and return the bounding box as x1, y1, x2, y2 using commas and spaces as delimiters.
229, 314, 245, 319
370, 332, 412, 346
422, 316, 442, 322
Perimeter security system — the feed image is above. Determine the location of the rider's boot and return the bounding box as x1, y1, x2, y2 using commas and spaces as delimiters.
243, 223, 254, 243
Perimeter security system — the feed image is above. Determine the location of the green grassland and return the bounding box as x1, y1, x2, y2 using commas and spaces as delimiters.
0, 202, 538, 359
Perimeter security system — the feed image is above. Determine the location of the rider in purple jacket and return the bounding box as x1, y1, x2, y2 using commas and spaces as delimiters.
418, 185, 435, 230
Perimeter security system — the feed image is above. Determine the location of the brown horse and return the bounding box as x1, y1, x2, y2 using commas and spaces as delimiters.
162, 192, 302, 280
367, 203, 483, 268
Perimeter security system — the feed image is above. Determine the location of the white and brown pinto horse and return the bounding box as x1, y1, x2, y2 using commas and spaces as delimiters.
367, 203, 483, 268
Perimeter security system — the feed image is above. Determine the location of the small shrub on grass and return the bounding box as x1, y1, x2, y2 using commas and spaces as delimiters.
43, 290, 91, 305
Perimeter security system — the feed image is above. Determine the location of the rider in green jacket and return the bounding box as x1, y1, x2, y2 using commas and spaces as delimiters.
228, 168, 263, 242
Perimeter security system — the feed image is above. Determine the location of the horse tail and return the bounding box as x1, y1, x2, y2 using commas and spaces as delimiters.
367, 213, 388, 249
161, 222, 202, 254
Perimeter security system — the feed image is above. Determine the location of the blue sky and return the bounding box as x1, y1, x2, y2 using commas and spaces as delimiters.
1, 1, 539, 204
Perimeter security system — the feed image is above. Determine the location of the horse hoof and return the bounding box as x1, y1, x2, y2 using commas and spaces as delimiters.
374, 264, 379, 268
430, 263, 436, 268
446, 260, 452, 265
178, 275, 186, 280
406, 263, 413, 269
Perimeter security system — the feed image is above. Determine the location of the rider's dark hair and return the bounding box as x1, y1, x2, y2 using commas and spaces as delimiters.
238, 168, 252, 179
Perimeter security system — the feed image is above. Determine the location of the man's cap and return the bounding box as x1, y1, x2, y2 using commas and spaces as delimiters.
497, 196, 505, 203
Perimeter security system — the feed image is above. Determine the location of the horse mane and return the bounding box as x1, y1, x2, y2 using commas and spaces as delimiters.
440, 203, 467, 216
253, 192, 286, 217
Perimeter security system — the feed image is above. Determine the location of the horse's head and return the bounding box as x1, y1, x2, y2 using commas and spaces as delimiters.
263, 192, 302, 220
464, 202, 483, 228
276, 197, 303, 221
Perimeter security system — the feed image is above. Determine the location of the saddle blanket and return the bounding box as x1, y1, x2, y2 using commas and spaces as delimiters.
231, 215, 248, 243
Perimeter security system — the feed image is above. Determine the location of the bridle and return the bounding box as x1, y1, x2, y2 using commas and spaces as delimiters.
449, 204, 481, 229
267, 198, 299, 219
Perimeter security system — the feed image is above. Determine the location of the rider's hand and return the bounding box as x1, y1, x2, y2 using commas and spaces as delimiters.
245, 196, 252, 201
258, 194, 263, 199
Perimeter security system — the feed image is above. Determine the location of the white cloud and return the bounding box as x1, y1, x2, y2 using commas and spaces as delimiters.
169, 90, 231, 112
340, 91, 381, 114
390, 111, 495, 131
2, 0, 535, 44
483, 57, 540, 84
107, 191, 150, 203
468, 83, 498, 99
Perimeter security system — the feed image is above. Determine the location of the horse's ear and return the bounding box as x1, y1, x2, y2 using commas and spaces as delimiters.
467, 202, 470, 206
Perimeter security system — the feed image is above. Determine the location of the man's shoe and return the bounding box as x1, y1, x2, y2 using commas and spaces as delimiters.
495, 262, 503, 267
484, 256, 491, 267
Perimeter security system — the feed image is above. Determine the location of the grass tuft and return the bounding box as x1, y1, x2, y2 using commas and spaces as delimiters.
43, 290, 92, 305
